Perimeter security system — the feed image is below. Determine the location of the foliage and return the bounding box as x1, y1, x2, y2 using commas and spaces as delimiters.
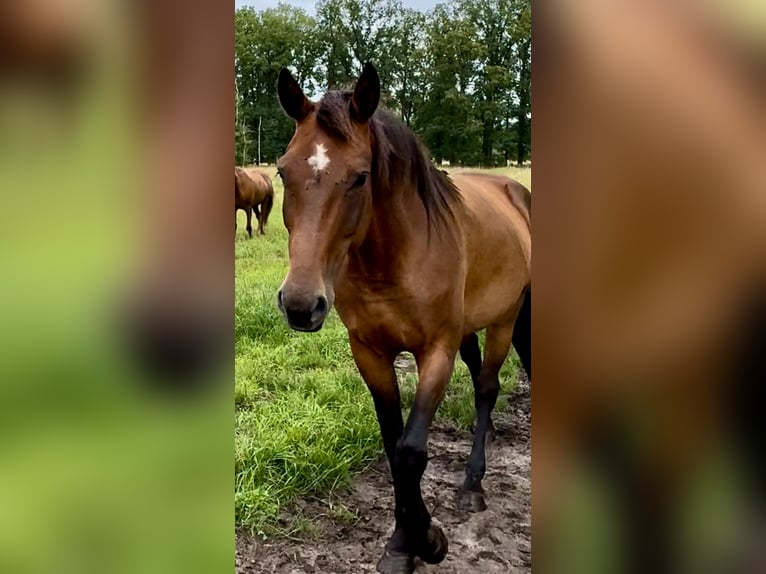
235, 0, 531, 167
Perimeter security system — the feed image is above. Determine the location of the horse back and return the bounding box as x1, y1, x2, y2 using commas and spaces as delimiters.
236, 167, 273, 205
242, 168, 273, 192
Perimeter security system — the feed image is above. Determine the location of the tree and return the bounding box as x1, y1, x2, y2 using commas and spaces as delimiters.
385, 9, 427, 125
316, 0, 403, 94
235, 5, 320, 164
234, 0, 532, 167
459, 0, 530, 165
414, 4, 483, 163
513, 34, 532, 165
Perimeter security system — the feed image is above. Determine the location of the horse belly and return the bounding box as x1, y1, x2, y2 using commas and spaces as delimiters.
462, 272, 527, 334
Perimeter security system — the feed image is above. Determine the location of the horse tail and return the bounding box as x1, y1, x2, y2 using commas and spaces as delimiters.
512, 286, 531, 380
260, 180, 274, 227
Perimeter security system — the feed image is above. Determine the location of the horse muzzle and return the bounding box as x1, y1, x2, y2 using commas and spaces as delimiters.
277, 288, 329, 332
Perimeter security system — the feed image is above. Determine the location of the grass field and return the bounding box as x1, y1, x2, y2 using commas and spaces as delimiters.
235, 165, 530, 536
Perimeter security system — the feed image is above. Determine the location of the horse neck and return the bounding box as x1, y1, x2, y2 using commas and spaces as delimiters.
347, 174, 429, 279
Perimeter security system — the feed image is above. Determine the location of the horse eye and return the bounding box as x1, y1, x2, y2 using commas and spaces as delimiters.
353, 172, 368, 188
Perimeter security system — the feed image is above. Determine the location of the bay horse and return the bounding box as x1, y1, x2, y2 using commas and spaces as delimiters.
234, 167, 274, 237
276, 64, 531, 574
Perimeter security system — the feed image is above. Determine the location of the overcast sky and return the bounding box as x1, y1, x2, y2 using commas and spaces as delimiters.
235, 0, 441, 15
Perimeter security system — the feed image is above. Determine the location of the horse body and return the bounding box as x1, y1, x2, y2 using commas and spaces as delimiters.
334, 173, 530, 352
454, 172, 531, 335
234, 167, 274, 237
275, 64, 530, 574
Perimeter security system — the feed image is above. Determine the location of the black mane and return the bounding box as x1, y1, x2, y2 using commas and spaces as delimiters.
316, 91, 461, 227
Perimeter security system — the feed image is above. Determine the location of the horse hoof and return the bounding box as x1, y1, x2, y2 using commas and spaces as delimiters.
457, 488, 487, 512
417, 523, 448, 564
376, 550, 415, 574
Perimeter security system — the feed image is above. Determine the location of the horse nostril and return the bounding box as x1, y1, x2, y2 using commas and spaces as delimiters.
313, 296, 328, 317
279, 289, 327, 330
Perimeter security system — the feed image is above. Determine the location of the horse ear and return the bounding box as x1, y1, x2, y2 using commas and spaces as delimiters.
277, 68, 313, 122
351, 63, 380, 123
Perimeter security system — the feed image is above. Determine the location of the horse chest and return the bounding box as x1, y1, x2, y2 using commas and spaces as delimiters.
335, 276, 462, 352
334, 288, 432, 353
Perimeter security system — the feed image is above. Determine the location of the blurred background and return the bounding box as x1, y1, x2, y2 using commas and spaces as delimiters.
533, 1, 766, 573
0, 1, 232, 573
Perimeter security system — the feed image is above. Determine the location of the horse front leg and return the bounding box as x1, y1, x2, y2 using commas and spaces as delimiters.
350, 336, 402, 469
349, 336, 411, 571
379, 344, 456, 574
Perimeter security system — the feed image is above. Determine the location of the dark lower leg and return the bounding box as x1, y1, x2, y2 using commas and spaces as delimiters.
367, 391, 425, 574
254, 206, 262, 234
461, 325, 513, 509
245, 208, 253, 238
371, 389, 403, 470
512, 287, 531, 379
463, 371, 499, 492
384, 348, 454, 567
460, 330, 495, 449
257, 207, 266, 234
392, 410, 431, 538
460, 333, 482, 382
361, 343, 454, 574
382, 408, 446, 570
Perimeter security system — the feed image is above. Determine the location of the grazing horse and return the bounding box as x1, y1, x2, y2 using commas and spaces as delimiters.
234, 167, 274, 237
276, 64, 531, 574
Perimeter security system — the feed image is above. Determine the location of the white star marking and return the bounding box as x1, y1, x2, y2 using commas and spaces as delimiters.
307, 143, 330, 175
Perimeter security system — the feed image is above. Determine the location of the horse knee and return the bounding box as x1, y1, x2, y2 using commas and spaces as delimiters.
475, 372, 500, 403
393, 438, 427, 480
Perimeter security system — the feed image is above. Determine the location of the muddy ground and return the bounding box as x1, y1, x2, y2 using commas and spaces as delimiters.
236, 374, 530, 574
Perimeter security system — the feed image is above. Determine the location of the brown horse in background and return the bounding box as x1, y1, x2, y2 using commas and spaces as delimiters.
235, 167, 274, 237
276, 64, 531, 574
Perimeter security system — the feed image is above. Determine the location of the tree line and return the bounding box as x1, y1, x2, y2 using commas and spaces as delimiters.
235, 0, 530, 167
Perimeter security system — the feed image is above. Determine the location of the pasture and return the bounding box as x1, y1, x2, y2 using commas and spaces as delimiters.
235, 165, 531, 537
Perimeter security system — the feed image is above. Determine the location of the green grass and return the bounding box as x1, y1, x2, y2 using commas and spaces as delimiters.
235, 166, 529, 535
444, 164, 532, 190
